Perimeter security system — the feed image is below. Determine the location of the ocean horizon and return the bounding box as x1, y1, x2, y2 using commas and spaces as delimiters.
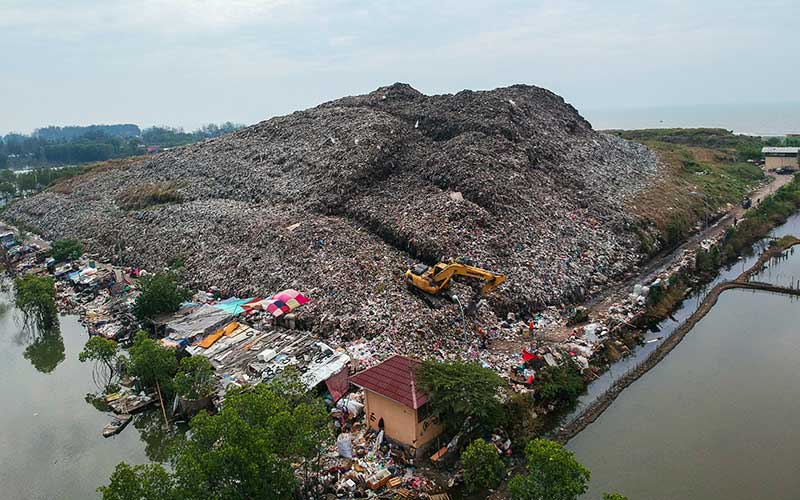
581, 102, 800, 137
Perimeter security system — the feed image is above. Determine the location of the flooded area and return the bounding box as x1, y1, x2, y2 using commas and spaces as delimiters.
0, 287, 150, 500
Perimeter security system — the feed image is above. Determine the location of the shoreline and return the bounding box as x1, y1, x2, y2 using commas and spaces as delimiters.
553, 238, 800, 444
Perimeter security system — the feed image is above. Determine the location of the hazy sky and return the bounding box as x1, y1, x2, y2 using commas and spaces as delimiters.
2, 0, 798, 134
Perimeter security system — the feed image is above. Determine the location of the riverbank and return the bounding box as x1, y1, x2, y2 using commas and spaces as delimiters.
0, 285, 151, 499
554, 235, 800, 443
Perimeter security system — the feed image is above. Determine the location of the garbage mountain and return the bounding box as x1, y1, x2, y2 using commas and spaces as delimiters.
5, 83, 661, 339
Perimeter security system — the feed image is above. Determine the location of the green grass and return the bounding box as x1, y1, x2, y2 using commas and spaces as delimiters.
623, 129, 767, 250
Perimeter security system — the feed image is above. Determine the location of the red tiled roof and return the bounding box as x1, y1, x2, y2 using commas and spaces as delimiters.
348, 355, 428, 410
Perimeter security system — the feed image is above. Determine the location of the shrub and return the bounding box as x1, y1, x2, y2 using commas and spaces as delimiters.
462, 438, 505, 493
534, 362, 584, 405
133, 272, 189, 321
49, 238, 83, 261
508, 439, 590, 500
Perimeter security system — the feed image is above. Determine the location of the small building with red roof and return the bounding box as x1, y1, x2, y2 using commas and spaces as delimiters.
348, 355, 444, 449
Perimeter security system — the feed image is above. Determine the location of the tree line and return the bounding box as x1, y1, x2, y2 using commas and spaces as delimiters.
0, 122, 244, 169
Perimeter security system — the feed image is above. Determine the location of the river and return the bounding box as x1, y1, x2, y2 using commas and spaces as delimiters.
567, 215, 800, 499
0, 286, 154, 500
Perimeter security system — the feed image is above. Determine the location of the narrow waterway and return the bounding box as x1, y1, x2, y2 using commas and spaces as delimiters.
562, 211, 800, 499
0, 287, 150, 500
556, 212, 800, 427
568, 288, 800, 499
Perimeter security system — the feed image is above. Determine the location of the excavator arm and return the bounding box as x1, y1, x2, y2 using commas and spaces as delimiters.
405, 260, 506, 296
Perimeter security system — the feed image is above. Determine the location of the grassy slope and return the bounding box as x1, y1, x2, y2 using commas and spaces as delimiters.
614, 128, 766, 251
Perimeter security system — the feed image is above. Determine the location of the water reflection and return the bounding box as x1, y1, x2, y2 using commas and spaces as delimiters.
22, 326, 66, 373
130, 410, 187, 463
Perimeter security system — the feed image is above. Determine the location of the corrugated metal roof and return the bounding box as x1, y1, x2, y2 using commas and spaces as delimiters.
762, 147, 800, 154
348, 354, 428, 409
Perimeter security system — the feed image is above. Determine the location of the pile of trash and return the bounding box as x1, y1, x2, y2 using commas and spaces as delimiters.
5, 83, 663, 342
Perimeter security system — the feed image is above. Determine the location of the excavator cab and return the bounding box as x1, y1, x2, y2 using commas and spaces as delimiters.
409, 263, 430, 276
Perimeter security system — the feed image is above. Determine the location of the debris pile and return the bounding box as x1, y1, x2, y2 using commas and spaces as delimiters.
5, 83, 662, 342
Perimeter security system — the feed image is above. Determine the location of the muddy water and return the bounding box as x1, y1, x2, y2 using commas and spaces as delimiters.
0, 289, 150, 499
567, 288, 800, 499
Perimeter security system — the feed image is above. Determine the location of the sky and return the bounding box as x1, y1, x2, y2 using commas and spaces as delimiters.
1, 0, 799, 134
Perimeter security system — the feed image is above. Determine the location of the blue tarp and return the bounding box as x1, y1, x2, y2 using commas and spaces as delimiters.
211, 297, 253, 316
68, 271, 81, 282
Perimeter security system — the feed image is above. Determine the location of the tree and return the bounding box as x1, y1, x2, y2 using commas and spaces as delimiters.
98, 463, 176, 500
461, 438, 505, 493
0, 180, 15, 200
99, 379, 331, 500
49, 238, 83, 261
417, 359, 505, 432
174, 356, 215, 400
602, 494, 628, 500
133, 272, 189, 321
79, 336, 119, 391
128, 331, 178, 388
508, 439, 590, 500
14, 274, 58, 330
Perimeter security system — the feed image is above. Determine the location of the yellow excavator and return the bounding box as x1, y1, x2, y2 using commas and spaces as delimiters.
404, 259, 507, 297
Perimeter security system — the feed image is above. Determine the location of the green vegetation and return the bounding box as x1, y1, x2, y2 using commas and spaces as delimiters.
620, 128, 767, 250
417, 359, 505, 432
534, 362, 585, 405
13, 274, 58, 330
461, 438, 506, 492
128, 331, 178, 389
0, 122, 243, 169
132, 272, 189, 321
615, 128, 762, 150
99, 375, 330, 500
0, 165, 85, 198
719, 175, 800, 262
174, 356, 215, 400
23, 329, 65, 374
116, 182, 183, 210
79, 336, 120, 391
49, 238, 83, 262
508, 439, 590, 500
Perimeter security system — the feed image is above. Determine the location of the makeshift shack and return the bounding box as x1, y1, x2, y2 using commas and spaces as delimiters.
348, 355, 443, 451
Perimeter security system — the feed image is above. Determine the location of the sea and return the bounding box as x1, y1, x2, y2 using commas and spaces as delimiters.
581, 102, 800, 137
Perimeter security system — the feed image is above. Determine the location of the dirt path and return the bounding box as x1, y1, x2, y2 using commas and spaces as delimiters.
539, 171, 793, 343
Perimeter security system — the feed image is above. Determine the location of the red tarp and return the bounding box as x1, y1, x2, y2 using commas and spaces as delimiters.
325, 367, 350, 403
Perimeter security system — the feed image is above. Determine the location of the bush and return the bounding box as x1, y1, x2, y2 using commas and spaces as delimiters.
534, 363, 584, 405
462, 439, 505, 493
49, 238, 83, 261
99, 382, 330, 500
508, 439, 590, 500
133, 272, 189, 321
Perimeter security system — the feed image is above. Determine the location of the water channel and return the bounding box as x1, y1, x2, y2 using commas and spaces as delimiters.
0, 286, 155, 500
567, 213, 800, 499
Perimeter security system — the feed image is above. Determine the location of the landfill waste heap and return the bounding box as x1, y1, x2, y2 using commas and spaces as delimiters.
5, 83, 662, 340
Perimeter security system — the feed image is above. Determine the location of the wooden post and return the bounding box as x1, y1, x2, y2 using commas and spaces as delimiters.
156, 380, 170, 428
